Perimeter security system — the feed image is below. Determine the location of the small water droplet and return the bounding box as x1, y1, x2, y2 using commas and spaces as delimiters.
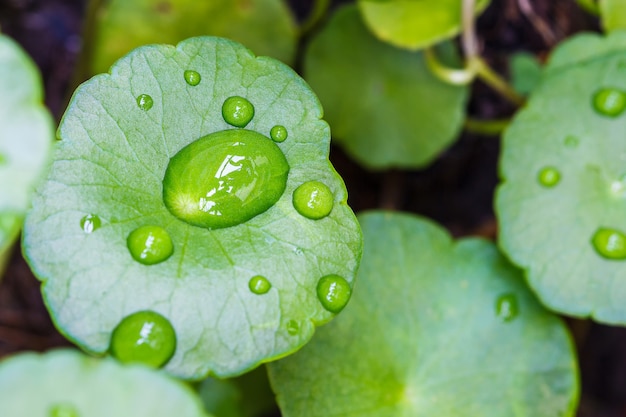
270, 125, 288, 142
293, 181, 334, 220
49, 404, 79, 417
610, 174, 626, 197
136, 94, 154, 111
495, 293, 519, 322
127, 225, 174, 265
162, 129, 289, 229
80, 214, 101, 233
592, 87, 626, 117
110, 310, 176, 368
184, 70, 201, 86
248, 275, 271, 295
222, 96, 254, 127
591, 227, 626, 260
564, 135, 579, 148
316, 275, 351, 313
537, 166, 561, 187
286, 319, 299, 335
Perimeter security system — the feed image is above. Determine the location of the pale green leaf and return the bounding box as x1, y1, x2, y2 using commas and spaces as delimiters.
23, 37, 362, 379
600, 0, 626, 32
268, 211, 579, 417
304, 5, 468, 169
510, 51, 542, 95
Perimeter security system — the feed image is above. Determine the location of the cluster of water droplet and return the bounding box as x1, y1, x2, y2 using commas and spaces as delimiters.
76, 69, 352, 367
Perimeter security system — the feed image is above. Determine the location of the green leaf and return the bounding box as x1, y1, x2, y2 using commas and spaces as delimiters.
600, 0, 626, 32
199, 366, 277, 417
497, 31, 626, 323
0, 349, 212, 417
0, 34, 53, 257
23, 36, 362, 379
357, 0, 490, 50
576, 0, 600, 15
510, 51, 542, 96
87, 0, 298, 74
268, 211, 579, 417
304, 5, 468, 169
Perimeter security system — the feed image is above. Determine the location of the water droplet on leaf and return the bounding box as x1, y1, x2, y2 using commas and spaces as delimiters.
136, 94, 154, 111
592, 87, 626, 117
270, 125, 288, 142
293, 181, 334, 220
591, 227, 626, 260
610, 174, 626, 197
49, 404, 79, 417
127, 225, 173, 265
248, 275, 271, 294
537, 167, 561, 187
222, 96, 254, 127
564, 135, 579, 148
80, 214, 101, 233
286, 320, 299, 335
163, 129, 289, 229
495, 293, 519, 322
184, 70, 201, 86
110, 310, 176, 368
316, 275, 351, 313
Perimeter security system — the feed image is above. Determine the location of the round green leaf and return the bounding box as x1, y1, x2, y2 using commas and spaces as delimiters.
23, 36, 362, 379
0, 349, 211, 417
268, 211, 579, 417
510, 52, 542, 96
0, 34, 53, 257
304, 5, 468, 169
600, 0, 626, 32
496, 31, 626, 323
88, 0, 297, 74
357, 0, 490, 50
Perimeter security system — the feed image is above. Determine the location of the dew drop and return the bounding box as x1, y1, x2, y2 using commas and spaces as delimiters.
270, 125, 288, 142
495, 293, 519, 322
136, 94, 154, 111
293, 181, 334, 220
592, 87, 626, 117
49, 404, 79, 417
127, 225, 174, 265
110, 310, 176, 368
222, 96, 254, 127
80, 214, 101, 234
591, 227, 626, 260
537, 166, 561, 187
184, 70, 201, 86
286, 319, 299, 335
564, 135, 579, 148
610, 174, 626, 197
248, 275, 271, 295
316, 275, 351, 313
163, 129, 289, 229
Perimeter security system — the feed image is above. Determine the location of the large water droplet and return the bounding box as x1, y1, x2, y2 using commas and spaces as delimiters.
184, 70, 201, 86
591, 227, 626, 260
286, 320, 299, 335
249, 275, 271, 294
127, 225, 173, 265
293, 181, 334, 220
110, 310, 176, 368
537, 167, 561, 187
495, 293, 519, 322
80, 214, 101, 234
564, 135, 579, 148
49, 404, 79, 417
163, 129, 289, 229
222, 96, 254, 127
316, 275, 351, 313
136, 94, 154, 111
592, 87, 626, 117
270, 125, 288, 142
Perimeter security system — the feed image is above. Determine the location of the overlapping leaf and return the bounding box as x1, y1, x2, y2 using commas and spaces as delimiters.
23, 37, 362, 379
497, 31, 626, 322
268, 211, 579, 417
0, 349, 211, 417
304, 5, 468, 169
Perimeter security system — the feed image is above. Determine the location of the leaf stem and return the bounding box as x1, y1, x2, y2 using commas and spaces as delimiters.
299, 0, 331, 37
472, 57, 526, 106
575, 0, 600, 15
464, 117, 511, 136
424, 48, 477, 86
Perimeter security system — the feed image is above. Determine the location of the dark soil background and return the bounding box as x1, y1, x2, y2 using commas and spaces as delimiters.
0, 1, 623, 415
